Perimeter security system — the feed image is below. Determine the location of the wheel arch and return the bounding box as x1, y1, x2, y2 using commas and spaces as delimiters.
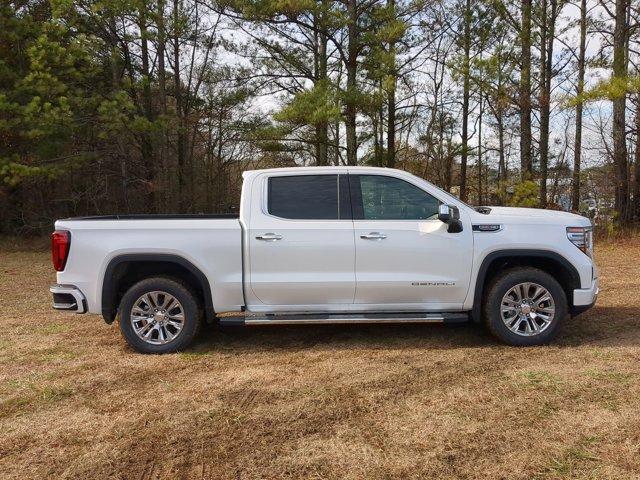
471, 249, 581, 323
101, 254, 214, 324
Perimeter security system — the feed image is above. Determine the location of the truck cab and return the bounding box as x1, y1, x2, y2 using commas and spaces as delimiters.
50, 167, 599, 353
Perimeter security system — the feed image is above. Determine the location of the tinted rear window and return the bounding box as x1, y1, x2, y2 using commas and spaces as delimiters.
268, 175, 343, 220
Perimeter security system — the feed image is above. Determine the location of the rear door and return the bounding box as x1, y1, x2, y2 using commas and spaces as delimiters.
350, 173, 473, 308
246, 172, 356, 308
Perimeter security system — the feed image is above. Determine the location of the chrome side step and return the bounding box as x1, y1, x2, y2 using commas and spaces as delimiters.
219, 312, 469, 326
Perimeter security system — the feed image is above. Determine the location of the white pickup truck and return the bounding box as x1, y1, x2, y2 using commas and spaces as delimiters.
50, 167, 599, 353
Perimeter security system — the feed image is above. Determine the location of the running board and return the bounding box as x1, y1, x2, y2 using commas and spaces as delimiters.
219, 312, 469, 326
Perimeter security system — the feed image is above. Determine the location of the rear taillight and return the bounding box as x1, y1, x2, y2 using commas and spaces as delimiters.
51, 230, 71, 271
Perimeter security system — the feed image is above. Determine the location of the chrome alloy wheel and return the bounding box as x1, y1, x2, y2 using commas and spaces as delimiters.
130, 291, 185, 345
500, 282, 555, 336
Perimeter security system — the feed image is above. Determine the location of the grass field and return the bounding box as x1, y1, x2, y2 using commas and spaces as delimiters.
1, 239, 640, 479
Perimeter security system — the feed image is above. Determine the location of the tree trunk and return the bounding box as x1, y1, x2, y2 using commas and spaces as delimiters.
539, 0, 556, 208
478, 90, 483, 205
345, 0, 358, 166
315, 4, 329, 166
572, 0, 587, 211
156, 0, 170, 211
495, 46, 507, 189
378, 91, 385, 166
519, 0, 533, 180
334, 117, 342, 164
386, 83, 396, 168
385, 0, 397, 169
372, 111, 380, 164
612, 0, 630, 224
460, 0, 471, 201
386, 86, 396, 168
107, 16, 129, 212
634, 93, 640, 221
216, 106, 226, 211
498, 114, 506, 182
139, 9, 155, 211
173, 0, 187, 210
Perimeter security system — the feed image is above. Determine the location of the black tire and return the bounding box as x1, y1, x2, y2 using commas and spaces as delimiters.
118, 277, 202, 354
483, 267, 567, 346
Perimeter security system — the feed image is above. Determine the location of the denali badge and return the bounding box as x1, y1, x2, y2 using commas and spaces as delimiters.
411, 281, 455, 286
472, 224, 502, 232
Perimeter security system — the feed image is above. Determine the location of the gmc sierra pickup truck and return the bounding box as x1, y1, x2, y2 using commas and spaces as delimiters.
50, 167, 599, 353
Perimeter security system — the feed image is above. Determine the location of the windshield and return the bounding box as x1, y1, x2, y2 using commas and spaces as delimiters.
406, 172, 476, 210
429, 182, 475, 209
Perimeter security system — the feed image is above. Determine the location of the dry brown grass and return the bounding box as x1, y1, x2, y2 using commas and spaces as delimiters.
1, 239, 640, 479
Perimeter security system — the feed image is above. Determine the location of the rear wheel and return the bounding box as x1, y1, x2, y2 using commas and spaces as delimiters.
483, 267, 567, 346
118, 277, 202, 353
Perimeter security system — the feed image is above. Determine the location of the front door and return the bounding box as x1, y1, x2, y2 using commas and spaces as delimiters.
350, 173, 473, 309
247, 173, 356, 308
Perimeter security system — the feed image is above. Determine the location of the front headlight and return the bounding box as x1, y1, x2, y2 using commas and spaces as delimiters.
567, 226, 593, 258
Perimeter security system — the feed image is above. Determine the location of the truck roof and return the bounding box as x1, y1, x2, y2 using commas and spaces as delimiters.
242, 166, 397, 179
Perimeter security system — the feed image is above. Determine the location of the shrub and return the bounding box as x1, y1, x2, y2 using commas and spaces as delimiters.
508, 180, 540, 208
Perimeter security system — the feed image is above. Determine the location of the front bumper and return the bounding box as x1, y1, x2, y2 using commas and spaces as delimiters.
571, 277, 599, 316
50, 284, 87, 313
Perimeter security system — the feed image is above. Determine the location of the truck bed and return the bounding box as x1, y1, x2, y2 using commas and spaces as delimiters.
54, 215, 244, 315
61, 214, 239, 220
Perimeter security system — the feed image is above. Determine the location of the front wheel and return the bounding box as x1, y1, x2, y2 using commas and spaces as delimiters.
118, 277, 202, 353
483, 267, 567, 346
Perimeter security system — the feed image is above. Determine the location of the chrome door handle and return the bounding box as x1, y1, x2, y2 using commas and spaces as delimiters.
360, 232, 387, 240
256, 233, 283, 241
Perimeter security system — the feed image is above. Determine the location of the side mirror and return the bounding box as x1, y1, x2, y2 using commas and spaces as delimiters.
438, 204, 463, 233
438, 204, 452, 223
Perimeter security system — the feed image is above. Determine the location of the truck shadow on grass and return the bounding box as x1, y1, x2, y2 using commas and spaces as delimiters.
186, 306, 640, 353
555, 306, 640, 348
